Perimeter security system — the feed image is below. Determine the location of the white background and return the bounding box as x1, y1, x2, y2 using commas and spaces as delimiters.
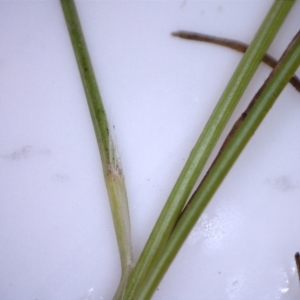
0, 1, 300, 299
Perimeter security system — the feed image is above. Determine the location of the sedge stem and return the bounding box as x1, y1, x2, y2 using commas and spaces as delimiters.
124, 1, 295, 298
60, 1, 133, 298
137, 29, 300, 300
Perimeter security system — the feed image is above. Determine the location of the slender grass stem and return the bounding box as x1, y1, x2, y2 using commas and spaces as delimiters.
124, 1, 295, 298
60, 1, 133, 298
172, 30, 300, 92
137, 30, 300, 300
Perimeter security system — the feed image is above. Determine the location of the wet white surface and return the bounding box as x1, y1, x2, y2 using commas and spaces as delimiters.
0, 1, 300, 299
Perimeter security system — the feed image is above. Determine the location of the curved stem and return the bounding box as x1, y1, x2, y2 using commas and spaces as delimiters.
172, 30, 300, 92
60, 1, 133, 298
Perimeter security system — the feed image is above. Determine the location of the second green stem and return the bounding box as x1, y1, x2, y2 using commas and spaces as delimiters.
124, 1, 295, 298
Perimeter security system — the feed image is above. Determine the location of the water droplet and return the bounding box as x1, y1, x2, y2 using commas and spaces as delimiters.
188, 213, 224, 247
80, 288, 95, 300
280, 287, 289, 293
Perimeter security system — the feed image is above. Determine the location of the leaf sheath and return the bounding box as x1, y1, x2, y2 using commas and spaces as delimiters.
60, 1, 133, 298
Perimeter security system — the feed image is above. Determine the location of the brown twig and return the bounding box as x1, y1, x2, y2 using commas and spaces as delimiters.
172, 30, 300, 92
175, 30, 300, 220
295, 252, 300, 284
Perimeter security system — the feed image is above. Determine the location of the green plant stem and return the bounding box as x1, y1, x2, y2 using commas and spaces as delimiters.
172, 30, 300, 92
60, 1, 133, 298
124, 1, 295, 298
136, 29, 300, 300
